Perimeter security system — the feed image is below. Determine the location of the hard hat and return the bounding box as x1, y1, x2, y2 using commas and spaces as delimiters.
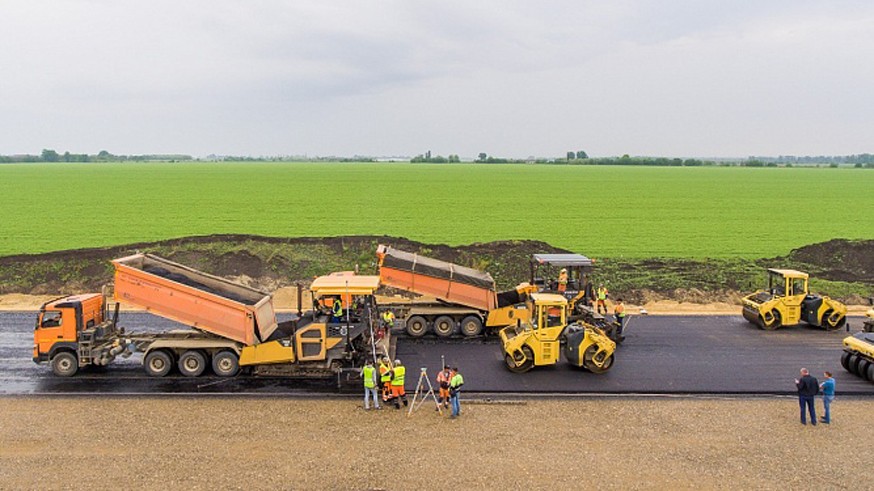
561, 268, 567, 272
394, 359, 401, 364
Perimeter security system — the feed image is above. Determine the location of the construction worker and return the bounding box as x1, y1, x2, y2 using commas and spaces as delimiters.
361, 359, 380, 410
381, 310, 395, 330
332, 297, 343, 322
449, 366, 464, 418
379, 356, 393, 405
596, 284, 609, 315
390, 359, 408, 409
613, 298, 626, 338
436, 365, 452, 409
557, 268, 568, 293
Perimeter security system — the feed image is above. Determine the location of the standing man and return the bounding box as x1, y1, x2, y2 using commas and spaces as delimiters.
361, 359, 380, 410
819, 371, 835, 424
390, 359, 408, 409
332, 297, 343, 323
795, 368, 819, 425
449, 365, 465, 419
379, 356, 393, 405
596, 284, 609, 315
613, 298, 626, 338
557, 268, 568, 293
436, 365, 452, 409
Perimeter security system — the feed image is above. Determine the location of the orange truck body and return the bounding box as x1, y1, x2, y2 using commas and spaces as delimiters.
376, 244, 498, 311
112, 253, 278, 346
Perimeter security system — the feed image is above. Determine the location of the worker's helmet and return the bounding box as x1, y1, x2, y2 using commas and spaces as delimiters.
394, 359, 401, 365
561, 268, 567, 272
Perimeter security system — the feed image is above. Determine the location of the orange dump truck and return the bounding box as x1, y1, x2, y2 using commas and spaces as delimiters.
34, 254, 379, 383
376, 244, 536, 337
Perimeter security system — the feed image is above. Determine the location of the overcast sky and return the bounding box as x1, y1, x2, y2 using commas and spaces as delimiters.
2, 1, 873, 159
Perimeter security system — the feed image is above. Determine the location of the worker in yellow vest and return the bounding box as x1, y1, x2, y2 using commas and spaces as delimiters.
361, 359, 380, 410
332, 298, 343, 322
390, 359, 408, 409
596, 284, 609, 315
449, 366, 465, 418
557, 268, 568, 293
379, 356, 393, 404
613, 298, 626, 339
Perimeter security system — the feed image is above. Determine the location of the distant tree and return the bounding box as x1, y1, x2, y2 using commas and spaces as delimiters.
576, 150, 588, 159
477, 152, 487, 162
448, 154, 460, 163
567, 151, 575, 160
41, 149, 60, 162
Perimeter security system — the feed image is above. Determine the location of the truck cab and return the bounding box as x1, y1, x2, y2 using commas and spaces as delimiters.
33, 293, 111, 376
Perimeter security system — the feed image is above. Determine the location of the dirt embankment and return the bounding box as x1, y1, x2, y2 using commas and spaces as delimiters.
0, 235, 871, 310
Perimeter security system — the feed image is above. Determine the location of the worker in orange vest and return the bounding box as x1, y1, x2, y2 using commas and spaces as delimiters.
613, 298, 626, 338
435, 365, 452, 409
557, 268, 569, 293
378, 356, 393, 404
390, 359, 408, 409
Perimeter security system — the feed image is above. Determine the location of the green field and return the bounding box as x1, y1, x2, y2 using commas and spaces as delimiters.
0, 162, 871, 258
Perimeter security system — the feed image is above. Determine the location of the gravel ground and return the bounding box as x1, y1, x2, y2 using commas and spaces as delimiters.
1, 396, 871, 490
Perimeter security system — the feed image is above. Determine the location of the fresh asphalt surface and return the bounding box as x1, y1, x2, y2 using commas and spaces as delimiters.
1, 311, 871, 396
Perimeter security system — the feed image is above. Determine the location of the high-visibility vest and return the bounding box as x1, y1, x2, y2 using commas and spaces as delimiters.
363, 365, 376, 388
614, 303, 625, 318
379, 363, 391, 383
382, 311, 394, 323
333, 299, 343, 317
450, 372, 464, 389
597, 288, 608, 300
392, 365, 405, 386
558, 272, 568, 285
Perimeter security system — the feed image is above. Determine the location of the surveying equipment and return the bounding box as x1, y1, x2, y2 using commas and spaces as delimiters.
407, 367, 443, 416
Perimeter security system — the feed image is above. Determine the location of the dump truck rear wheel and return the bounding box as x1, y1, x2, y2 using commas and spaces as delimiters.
433, 316, 456, 337
460, 316, 483, 337
866, 363, 874, 382
178, 350, 207, 377
211, 350, 240, 377
821, 310, 844, 330
505, 347, 534, 373
405, 316, 428, 337
760, 310, 781, 330
144, 350, 173, 377
51, 351, 78, 377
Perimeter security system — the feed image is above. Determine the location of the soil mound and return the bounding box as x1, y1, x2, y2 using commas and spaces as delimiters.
784, 239, 874, 283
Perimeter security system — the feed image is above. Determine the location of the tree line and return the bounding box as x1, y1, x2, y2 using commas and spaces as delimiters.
0, 149, 193, 163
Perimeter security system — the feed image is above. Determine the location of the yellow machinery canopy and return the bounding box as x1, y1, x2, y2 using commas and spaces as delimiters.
768, 268, 809, 279
310, 274, 381, 296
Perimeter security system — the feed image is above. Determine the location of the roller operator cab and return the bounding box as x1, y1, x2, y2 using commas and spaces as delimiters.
741, 269, 847, 331
499, 293, 615, 374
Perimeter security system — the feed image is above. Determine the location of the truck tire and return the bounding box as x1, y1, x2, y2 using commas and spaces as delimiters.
460, 316, 484, 337
866, 362, 874, 382
178, 350, 207, 377
211, 350, 240, 377
405, 316, 428, 337
433, 316, 456, 337
51, 351, 78, 377
144, 350, 173, 377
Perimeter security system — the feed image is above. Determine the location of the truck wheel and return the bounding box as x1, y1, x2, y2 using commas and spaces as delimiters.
841, 351, 853, 371
144, 350, 173, 377
821, 310, 845, 330
51, 351, 78, 377
211, 350, 240, 377
504, 347, 534, 373
433, 316, 456, 337
760, 310, 781, 330
405, 316, 428, 337
460, 316, 484, 337
178, 350, 207, 377
866, 362, 874, 382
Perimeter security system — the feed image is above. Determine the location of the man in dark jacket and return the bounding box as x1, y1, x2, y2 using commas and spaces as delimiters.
795, 368, 819, 425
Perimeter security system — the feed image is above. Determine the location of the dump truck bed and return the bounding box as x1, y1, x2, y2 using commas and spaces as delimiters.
112, 253, 278, 346
376, 245, 497, 311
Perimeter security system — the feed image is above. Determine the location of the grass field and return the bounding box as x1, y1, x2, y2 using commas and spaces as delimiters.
0, 162, 871, 258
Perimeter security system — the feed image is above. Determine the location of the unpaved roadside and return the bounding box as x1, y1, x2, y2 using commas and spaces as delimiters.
1, 397, 871, 490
